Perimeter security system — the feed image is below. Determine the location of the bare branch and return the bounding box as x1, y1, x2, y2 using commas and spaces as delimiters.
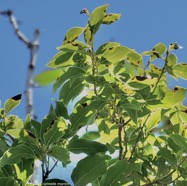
0, 9, 40, 183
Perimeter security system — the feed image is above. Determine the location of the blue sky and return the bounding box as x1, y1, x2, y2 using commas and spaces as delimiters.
1, 0, 187, 184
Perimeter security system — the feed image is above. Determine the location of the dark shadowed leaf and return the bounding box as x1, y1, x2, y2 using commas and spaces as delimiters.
53, 67, 86, 92
70, 100, 105, 131
48, 146, 70, 164
67, 138, 108, 155
169, 134, 187, 153
71, 155, 108, 186
59, 78, 85, 106
100, 160, 142, 186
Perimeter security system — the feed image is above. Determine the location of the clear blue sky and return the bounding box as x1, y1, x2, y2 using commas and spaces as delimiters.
1, 0, 187, 184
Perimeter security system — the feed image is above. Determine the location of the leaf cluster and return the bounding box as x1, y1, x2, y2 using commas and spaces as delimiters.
1, 4, 187, 186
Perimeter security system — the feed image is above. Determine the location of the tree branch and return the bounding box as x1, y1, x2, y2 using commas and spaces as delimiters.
0, 9, 40, 183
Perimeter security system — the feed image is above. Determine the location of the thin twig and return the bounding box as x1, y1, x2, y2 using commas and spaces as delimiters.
128, 115, 150, 161
118, 125, 123, 160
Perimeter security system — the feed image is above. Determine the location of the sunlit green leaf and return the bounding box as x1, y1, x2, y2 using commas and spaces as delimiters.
167, 53, 177, 66
161, 87, 186, 108
4, 94, 22, 114
150, 43, 166, 61
89, 4, 109, 34
0, 144, 35, 168
172, 63, 187, 80
46, 51, 75, 68
102, 46, 132, 64
150, 64, 162, 75
96, 42, 121, 55
127, 52, 143, 67
43, 118, 67, 146
84, 26, 93, 46
146, 108, 163, 131
34, 69, 62, 86
102, 13, 121, 24
71, 155, 108, 186
14, 158, 34, 185
63, 27, 85, 44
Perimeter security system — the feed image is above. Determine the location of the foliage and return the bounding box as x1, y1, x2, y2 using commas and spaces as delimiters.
1, 4, 187, 186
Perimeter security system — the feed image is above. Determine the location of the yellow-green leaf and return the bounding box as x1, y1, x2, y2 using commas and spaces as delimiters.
4, 94, 22, 114
102, 13, 121, 24
34, 69, 63, 86
63, 27, 85, 44
172, 63, 187, 80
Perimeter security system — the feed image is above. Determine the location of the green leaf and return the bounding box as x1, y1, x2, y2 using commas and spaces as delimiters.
96, 42, 121, 55
70, 100, 105, 131
34, 69, 62, 86
4, 94, 22, 114
100, 160, 141, 186
40, 110, 57, 142
125, 108, 137, 124
172, 63, 187, 79
46, 51, 75, 68
6, 129, 28, 139
63, 27, 85, 44
43, 118, 67, 146
59, 78, 85, 106
0, 177, 16, 186
71, 155, 108, 186
127, 52, 143, 67
55, 101, 69, 120
158, 148, 177, 170
150, 64, 162, 75
161, 87, 186, 108
146, 108, 163, 132
14, 158, 34, 185
48, 146, 70, 164
102, 46, 132, 64
67, 138, 108, 155
0, 144, 35, 168
57, 41, 88, 51
102, 13, 121, 24
167, 53, 177, 66
84, 26, 93, 46
89, 4, 109, 34
53, 67, 86, 92
81, 131, 100, 140
123, 97, 141, 110
150, 43, 166, 61
169, 134, 187, 153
